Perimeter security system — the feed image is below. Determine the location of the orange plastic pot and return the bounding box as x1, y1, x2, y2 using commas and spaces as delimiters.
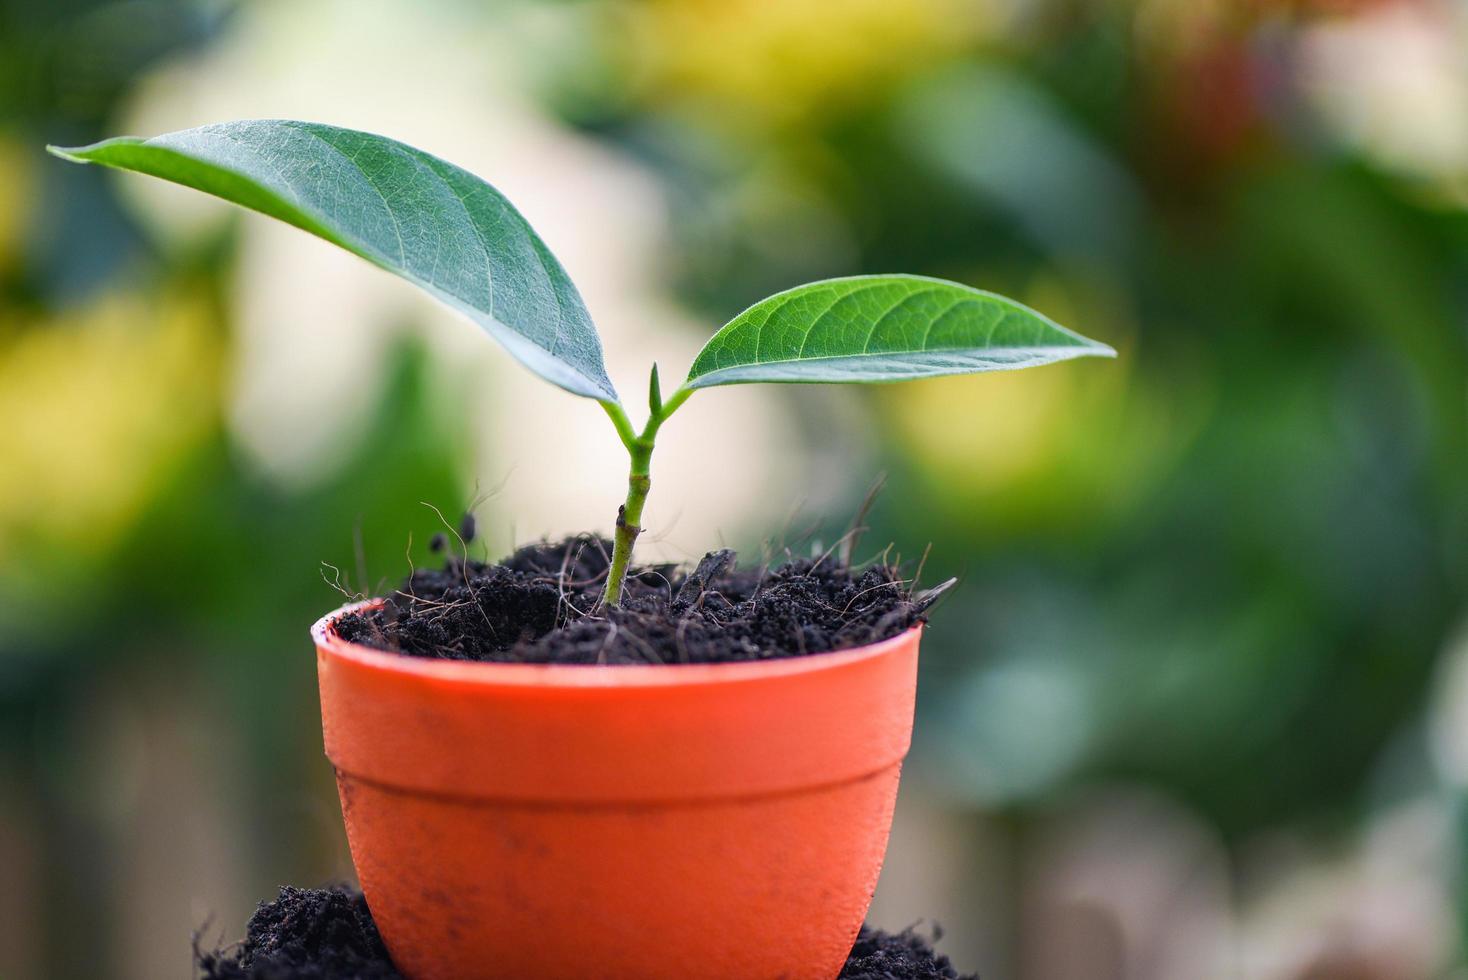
313, 601, 921, 980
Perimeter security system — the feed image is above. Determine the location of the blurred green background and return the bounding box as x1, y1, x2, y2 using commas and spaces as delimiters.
2, 0, 1465, 977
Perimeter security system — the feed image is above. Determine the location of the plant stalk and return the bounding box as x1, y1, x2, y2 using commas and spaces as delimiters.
600, 385, 692, 607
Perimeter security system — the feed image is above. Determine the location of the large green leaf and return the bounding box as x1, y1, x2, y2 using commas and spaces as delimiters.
685, 275, 1114, 388
49, 120, 618, 402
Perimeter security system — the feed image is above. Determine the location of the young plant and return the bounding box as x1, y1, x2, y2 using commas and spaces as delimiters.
50, 121, 1115, 605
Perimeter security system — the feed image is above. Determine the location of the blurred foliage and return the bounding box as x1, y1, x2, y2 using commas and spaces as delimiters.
0, 0, 235, 299
544, 0, 1468, 838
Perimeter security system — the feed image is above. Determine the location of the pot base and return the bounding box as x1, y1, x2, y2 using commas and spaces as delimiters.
341, 765, 902, 980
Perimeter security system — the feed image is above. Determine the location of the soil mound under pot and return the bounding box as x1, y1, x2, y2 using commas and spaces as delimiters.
313, 536, 928, 980
195, 884, 977, 979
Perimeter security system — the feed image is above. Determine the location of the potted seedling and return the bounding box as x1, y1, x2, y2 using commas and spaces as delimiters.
52, 121, 1113, 980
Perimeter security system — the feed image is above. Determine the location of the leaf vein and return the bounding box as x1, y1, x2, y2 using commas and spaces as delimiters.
282, 123, 408, 267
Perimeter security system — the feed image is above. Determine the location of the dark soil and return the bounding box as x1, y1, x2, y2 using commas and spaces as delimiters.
196, 885, 977, 979
194, 887, 397, 980
844, 925, 975, 980
335, 535, 938, 666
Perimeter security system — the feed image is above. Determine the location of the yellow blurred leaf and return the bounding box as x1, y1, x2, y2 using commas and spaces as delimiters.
0, 289, 223, 572
630, 0, 988, 127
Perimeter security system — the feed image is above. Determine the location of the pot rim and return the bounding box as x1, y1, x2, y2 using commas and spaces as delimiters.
313, 599, 923, 690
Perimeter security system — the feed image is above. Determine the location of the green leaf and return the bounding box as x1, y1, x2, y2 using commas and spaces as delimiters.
49, 120, 618, 402
648, 362, 663, 416
685, 274, 1114, 388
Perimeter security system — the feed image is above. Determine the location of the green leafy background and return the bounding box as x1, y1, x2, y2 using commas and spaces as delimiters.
1, 1, 1465, 978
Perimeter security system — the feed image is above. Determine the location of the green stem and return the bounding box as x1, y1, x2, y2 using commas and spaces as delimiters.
600, 386, 693, 607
